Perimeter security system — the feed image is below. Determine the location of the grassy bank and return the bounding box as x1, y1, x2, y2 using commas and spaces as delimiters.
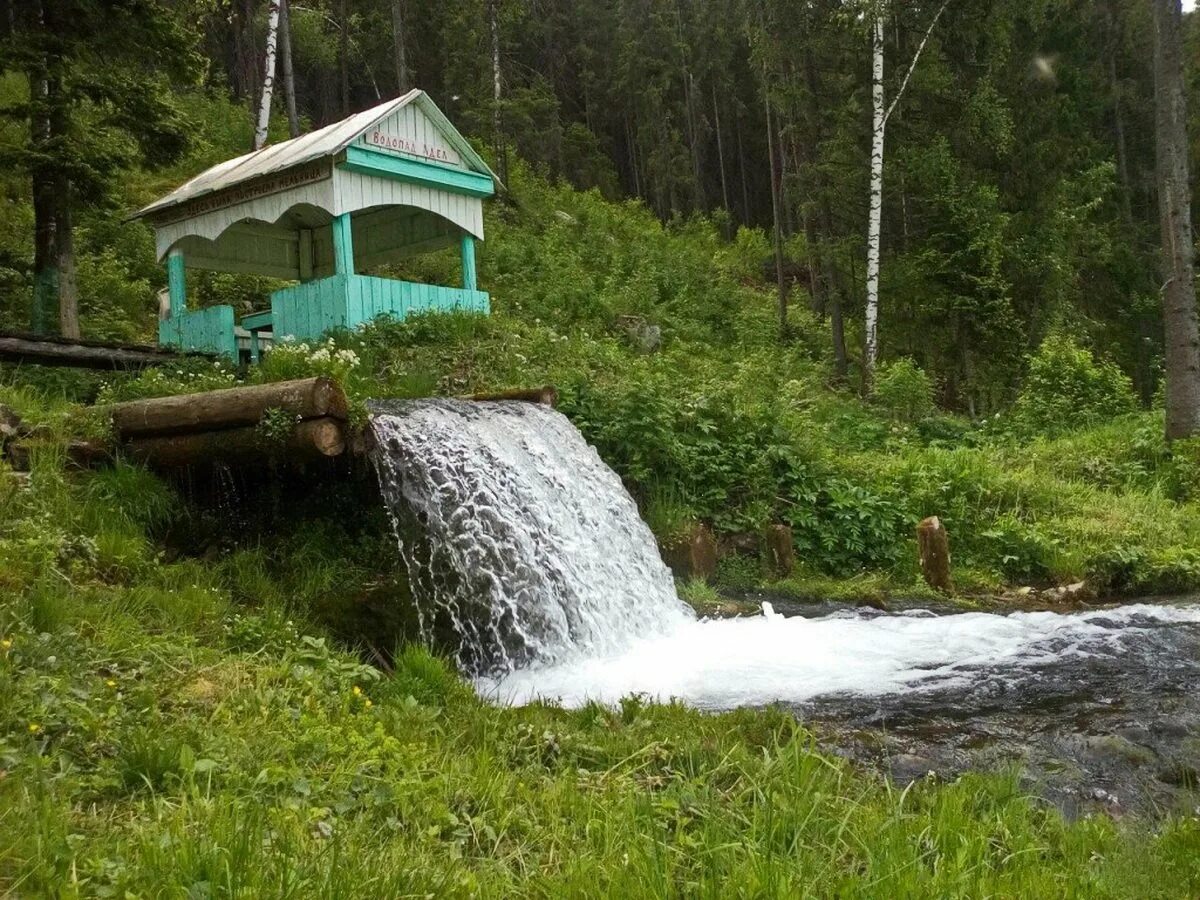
1, 386, 1200, 896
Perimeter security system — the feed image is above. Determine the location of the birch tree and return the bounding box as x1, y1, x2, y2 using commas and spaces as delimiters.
862, 0, 949, 392
488, 0, 507, 184
1152, 0, 1200, 438
253, 0, 281, 150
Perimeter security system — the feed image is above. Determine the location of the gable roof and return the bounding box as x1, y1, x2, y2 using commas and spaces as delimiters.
134, 90, 498, 221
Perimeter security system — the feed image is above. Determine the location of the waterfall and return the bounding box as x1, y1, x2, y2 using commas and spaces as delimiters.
369, 399, 693, 675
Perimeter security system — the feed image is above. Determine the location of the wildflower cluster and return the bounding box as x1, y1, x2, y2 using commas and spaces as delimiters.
257, 337, 361, 384
96, 362, 238, 404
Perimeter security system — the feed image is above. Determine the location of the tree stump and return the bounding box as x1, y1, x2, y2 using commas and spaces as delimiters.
662, 523, 718, 583
917, 516, 954, 593
764, 524, 795, 577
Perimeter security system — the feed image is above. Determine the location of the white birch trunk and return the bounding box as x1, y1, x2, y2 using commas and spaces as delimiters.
864, 14, 885, 392
862, 0, 948, 393
254, 0, 281, 151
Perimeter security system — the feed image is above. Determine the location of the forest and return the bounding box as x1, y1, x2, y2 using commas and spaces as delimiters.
4, 0, 1200, 896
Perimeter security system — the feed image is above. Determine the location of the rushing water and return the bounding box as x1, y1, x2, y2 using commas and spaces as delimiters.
478, 600, 1200, 707
371, 400, 1200, 811
369, 399, 692, 675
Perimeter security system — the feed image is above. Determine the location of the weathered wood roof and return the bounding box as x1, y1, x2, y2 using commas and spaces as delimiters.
134, 90, 497, 223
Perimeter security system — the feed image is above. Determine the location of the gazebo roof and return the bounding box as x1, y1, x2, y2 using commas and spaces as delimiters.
132, 90, 498, 274
135, 90, 497, 223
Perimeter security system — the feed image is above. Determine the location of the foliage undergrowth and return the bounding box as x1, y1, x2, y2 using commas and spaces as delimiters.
2, 425, 1200, 896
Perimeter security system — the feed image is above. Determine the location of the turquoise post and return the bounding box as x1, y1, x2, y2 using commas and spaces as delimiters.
167, 249, 187, 315
332, 213, 355, 275
249, 329, 261, 364
460, 233, 477, 291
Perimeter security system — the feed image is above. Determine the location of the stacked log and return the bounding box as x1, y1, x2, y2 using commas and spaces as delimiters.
0, 331, 209, 369
110, 377, 349, 469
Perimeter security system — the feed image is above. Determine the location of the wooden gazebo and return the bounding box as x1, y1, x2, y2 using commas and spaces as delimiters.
134, 90, 498, 361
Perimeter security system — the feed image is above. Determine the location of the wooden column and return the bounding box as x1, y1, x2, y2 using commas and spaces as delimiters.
461, 233, 477, 291
167, 248, 187, 316
332, 213, 355, 276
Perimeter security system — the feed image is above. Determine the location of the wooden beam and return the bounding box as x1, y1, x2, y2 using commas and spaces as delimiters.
167, 248, 187, 314
332, 212, 354, 275
461, 233, 477, 291
124, 416, 346, 468
110, 376, 348, 439
340, 145, 495, 198
0, 332, 211, 370
464, 385, 558, 406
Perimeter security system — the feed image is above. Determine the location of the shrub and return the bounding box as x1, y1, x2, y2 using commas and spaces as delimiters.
1010, 335, 1136, 435
874, 358, 935, 423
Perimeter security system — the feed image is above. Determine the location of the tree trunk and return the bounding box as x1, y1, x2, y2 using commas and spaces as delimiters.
29, 55, 57, 335
54, 171, 79, 338
802, 45, 848, 380
765, 94, 787, 341
735, 108, 750, 223
864, 14, 886, 394
278, 0, 300, 138
488, 0, 507, 184
391, 0, 409, 94
337, 0, 350, 115
712, 84, 729, 215
1153, 0, 1200, 439
254, 0, 281, 150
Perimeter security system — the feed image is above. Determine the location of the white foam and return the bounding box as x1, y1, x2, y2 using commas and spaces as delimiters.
477, 602, 1200, 709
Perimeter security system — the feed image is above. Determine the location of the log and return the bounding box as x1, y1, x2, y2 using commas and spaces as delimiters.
4, 437, 112, 472
0, 331, 208, 369
110, 377, 348, 439
464, 385, 559, 407
124, 416, 346, 468
917, 515, 954, 593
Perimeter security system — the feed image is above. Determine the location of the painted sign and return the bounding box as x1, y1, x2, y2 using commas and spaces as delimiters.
361, 106, 464, 168
152, 160, 332, 226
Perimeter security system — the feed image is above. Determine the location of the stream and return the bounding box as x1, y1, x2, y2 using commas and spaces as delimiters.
481, 599, 1200, 817
368, 399, 1200, 819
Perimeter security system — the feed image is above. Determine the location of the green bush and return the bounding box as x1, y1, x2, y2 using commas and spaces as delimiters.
874, 357, 935, 423
1010, 335, 1137, 435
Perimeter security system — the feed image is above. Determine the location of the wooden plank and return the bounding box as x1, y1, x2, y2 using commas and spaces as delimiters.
340, 145, 495, 198
0, 332, 210, 370
110, 376, 348, 439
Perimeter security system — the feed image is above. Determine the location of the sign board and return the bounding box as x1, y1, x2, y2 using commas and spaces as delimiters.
150, 160, 332, 226
361, 104, 464, 168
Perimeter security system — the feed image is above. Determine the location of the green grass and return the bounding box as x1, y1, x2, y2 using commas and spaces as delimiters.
2, 388, 1200, 896
4, 606, 1200, 898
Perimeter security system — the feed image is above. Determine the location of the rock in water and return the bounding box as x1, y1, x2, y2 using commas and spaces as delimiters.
368, 399, 693, 675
